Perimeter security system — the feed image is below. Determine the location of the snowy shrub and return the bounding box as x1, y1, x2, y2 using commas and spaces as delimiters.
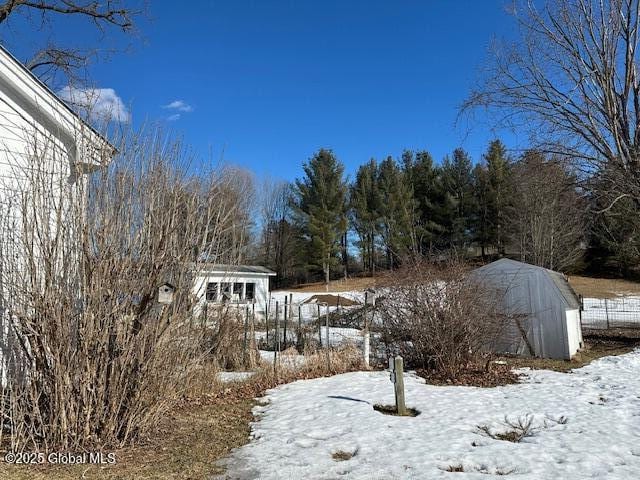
376, 260, 509, 378
476, 415, 537, 442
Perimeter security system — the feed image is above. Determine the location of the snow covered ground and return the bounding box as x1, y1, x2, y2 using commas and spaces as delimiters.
258, 349, 308, 368
254, 326, 364, 347
318, 326, 363, 346
218, 350, 640, 479
217, 371, 256, 383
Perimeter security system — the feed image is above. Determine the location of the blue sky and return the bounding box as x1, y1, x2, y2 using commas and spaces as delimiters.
11, 0, 524, 181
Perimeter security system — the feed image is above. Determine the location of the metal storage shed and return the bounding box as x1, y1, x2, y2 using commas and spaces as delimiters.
472, 258, 583, 359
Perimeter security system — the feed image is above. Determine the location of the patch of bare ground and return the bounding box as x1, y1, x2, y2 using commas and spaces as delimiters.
331, 448, 359, 461
372, 404, 420, 417
304, 293, 360, 306
417, 337, 638, 387
277, 275, 378, 293
0, 395, 254, 480
568, 275, 640, 298
583, 328, 640, 341
497, 337, 639, 374
417, 360, 522, 387
282, 273, 640, 298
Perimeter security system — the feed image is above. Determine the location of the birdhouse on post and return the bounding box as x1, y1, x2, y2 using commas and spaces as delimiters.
158, 282, 175, 305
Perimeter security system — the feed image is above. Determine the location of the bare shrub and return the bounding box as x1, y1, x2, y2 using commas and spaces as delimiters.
0, 126, 253, 451
446, 464, 465, 472
201, 305, 260, 371
210, 344, 365, 404
476, 415, 537, 443
376, 259, 508, 378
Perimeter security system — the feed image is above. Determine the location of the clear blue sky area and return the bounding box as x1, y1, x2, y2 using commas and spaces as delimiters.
15, 1, 524, 181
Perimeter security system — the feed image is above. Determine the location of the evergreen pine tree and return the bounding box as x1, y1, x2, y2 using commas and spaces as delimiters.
484, 139, 512, 255
402, 150, 442, 253
350, 159, 381, 275
472, 162, 491, 258
439, 148, 475, 250
377, 156, 416, 268
294, 149, 348, 285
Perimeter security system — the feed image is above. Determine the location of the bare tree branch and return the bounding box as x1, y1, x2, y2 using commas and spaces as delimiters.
0, 0, 143, 86
0, 0, 136, 28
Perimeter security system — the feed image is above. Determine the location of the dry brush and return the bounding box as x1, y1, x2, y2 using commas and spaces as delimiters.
0, 126, 253, 451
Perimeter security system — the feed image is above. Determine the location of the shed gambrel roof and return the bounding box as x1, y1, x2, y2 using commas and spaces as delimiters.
473, 258, 580, 309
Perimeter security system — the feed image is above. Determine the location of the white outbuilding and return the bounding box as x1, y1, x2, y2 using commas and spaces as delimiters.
472, 258, 583, 359
193, 264, 276, 313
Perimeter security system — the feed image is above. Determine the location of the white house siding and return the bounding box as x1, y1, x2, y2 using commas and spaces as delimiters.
0, 47, 113, 386
193, 271, 273, 315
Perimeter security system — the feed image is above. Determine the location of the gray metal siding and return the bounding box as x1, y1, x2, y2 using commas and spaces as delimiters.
472, 259, 576, 359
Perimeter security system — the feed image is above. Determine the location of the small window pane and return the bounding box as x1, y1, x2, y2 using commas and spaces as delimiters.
245, 283, 255, 300
206, 282, 218, 302
220, 283, 232, 302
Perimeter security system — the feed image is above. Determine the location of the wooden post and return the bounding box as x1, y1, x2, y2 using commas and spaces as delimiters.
605, 298, 610, 329
283, 296, 288, 350
317, 304, 322, 347
325, 303, 331, 371
363, 330, 370, 368
265, 297, 270, 346
364, 292, 368, 329
275, 301, 280, 352
252, 302, 256, 332
297, 304, 303, 352
393, 356, 406, 415
274, 301, 279, 377
289, 293, 293, 345
243, 305, 249, 367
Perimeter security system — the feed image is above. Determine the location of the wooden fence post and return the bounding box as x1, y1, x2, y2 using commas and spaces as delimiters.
605, 298, 610, 329
297, 304, 303, 352
265, 297, 270, 347
289, 294, 293, 345
393, 356, 406, 415
317, 304, 322, 347
274, 301, 279, 376
283, 296, 288, 350
325, 303, 331, 371
243, 305, 249, 367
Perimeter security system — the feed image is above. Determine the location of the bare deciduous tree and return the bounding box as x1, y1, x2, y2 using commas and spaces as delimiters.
257, 179, 302, 285
463, 0, 640, 207
510, 152, 587, 271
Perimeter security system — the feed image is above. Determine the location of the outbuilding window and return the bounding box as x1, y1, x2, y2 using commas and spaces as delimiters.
206, 282, 218, 302
233, 282, 243, 298
220, 282, 232, 302
245, 282, 255, 300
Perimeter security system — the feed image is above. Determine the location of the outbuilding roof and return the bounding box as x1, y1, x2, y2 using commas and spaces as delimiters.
197, 264, 277, 276
473, 258, 580, 310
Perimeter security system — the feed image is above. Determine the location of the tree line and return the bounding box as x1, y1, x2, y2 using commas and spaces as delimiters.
254, 139, 638, 285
